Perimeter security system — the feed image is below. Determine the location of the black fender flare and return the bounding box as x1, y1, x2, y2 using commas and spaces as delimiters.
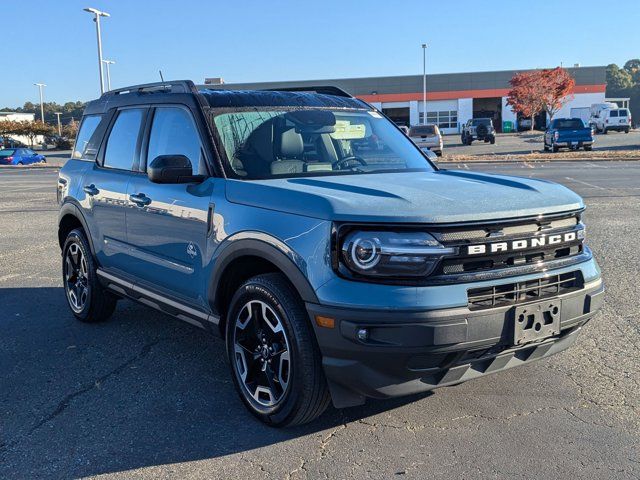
208, 234, 319, 313
58, 201, 96, 256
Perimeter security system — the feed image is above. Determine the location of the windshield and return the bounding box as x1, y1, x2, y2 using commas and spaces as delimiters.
471, 119, 491, 126
213, 109, 435, 179
553, 119, 585, 129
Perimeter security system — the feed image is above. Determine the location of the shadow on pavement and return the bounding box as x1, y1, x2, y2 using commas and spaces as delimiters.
0, 287, 430, 478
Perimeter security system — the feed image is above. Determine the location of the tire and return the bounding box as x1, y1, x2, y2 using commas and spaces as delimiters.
625, 127, 630, 134
603, 128, 608, 134
225, 273, 330, 427
584, 145, 592, 151
435, 149, 442, 157
543, 143, 550, 152
62, 229, 117, 323
552, 144, 559, 153
489, 136, 496, 144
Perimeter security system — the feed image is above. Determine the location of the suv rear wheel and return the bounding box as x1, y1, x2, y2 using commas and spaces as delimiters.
62, 229, 117, 322
225, 273, 330, 426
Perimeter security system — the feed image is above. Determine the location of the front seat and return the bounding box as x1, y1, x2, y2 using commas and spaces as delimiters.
271, 128, 306, 175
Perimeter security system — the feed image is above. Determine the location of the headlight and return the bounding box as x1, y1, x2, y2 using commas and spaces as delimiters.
340, 230, 456, 278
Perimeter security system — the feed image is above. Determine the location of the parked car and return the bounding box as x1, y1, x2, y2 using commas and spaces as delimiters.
408, 124, 443, 156
0, 148, 46, 165
0, 137, 28, 149
397, 125, 409, 135
461, 118, 496, 145
544, 118, 594, 152
57, 80, 603, 427
589, 104, 631, 134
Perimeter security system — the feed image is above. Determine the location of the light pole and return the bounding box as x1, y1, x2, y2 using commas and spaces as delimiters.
33, 83, 46, 123
422, 43, 428, 125
54, 112, 63, 135
102, 59, 115, 91
83, 7, 110, 94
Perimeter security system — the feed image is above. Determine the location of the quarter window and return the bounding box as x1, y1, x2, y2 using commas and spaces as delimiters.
103, 109, 144, 170
73, 115, 103, 160
147, 107, 205, 175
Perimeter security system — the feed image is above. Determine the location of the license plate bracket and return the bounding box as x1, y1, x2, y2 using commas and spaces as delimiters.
513, 301, 561, 345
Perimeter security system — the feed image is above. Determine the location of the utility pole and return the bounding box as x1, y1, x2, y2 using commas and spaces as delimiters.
422, 44, 428, 125
84, 7, 110, 94
33, 83, 46, 123
54, 112, 63, 136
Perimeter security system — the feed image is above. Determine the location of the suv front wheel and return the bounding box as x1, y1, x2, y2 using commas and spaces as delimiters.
62, 229, 117, 322
225, 273, 330, 426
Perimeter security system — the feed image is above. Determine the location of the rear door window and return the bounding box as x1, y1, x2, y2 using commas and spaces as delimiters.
610, 110, 619, 117
103, 109, 144, 171
618, 109, 628, 117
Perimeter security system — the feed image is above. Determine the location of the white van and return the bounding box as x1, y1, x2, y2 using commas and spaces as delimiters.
591, 108, 632, 134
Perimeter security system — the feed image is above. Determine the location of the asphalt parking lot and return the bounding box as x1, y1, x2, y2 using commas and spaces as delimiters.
442, 129, 640, 157
1, 162, 639, 479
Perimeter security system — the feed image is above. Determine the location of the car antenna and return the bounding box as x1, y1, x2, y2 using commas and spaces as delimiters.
159, 70, 164, 82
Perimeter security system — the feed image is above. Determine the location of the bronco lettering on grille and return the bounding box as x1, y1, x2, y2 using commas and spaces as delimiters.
466, 231, 580, 256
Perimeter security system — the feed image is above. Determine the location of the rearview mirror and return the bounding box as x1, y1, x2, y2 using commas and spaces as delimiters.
148, 155, 204, 184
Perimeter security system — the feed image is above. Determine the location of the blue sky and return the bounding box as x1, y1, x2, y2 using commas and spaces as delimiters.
3, 0, 639, 107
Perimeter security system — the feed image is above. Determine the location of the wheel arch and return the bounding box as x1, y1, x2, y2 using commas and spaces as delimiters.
208, 236, 319, 337
58, 201, 95, 256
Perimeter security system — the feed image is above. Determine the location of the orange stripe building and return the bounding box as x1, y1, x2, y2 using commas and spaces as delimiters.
207, 66, 606, 133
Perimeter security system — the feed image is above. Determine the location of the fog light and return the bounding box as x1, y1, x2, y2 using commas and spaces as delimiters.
357, 328, 368, 342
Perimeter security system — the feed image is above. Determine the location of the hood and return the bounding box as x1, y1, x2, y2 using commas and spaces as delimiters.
225, 170, 584, 224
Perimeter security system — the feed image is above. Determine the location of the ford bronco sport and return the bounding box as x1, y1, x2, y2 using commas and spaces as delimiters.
57, 81, 603, 427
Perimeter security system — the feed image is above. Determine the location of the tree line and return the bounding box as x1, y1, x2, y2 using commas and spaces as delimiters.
606, 59, 640, 117
1, 101, 86, 125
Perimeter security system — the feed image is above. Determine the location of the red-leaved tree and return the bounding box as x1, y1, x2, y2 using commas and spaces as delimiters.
507, 67, 575, 130
540, 67, 575, 119
506, 70, 547, 131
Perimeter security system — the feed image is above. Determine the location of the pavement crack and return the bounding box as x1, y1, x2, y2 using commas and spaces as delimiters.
1, 337, 165, 454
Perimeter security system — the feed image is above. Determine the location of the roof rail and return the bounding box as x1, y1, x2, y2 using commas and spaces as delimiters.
261, 85, 353, 98
104, 80, 198, 96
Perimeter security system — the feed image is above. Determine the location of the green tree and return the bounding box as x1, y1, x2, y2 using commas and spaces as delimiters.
606, 64, 634, 92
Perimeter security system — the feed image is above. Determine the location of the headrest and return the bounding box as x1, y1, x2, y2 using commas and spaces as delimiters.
278, 128, 304, 158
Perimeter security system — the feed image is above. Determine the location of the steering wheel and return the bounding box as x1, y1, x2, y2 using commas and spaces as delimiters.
333, 155, 368, 170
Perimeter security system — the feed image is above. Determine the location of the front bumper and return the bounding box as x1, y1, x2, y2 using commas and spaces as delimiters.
308, 278, 603, 408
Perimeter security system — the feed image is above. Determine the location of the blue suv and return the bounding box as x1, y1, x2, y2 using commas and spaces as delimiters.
57, 81, 603, 426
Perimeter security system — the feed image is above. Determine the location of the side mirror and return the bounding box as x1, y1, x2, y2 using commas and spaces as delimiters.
422, 148, 438, 161
148, 155, 204, 184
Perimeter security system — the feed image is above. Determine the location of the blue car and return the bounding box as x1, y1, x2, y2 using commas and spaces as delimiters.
57, 81, 603, 426
0, 148, 46, 165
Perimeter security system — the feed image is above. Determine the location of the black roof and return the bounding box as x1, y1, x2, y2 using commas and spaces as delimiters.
81, 80, 369, 116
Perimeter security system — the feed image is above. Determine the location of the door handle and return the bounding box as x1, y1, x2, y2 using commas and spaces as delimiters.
129, 193, 151, 207
83, 184, 99, 196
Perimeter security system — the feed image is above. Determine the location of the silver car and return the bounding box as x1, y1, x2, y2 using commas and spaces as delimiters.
409, 124, 443, 156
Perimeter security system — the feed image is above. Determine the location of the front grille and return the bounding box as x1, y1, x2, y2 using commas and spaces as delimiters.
467, 271, 583, 310
429, 211, 585, 279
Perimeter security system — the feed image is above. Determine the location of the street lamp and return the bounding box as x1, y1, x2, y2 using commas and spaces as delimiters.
54, 112, 63, 135
422, 43, 428, 125
102, 59, 115, 91
33, 83, 46, 123
83, 7, 110, 94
